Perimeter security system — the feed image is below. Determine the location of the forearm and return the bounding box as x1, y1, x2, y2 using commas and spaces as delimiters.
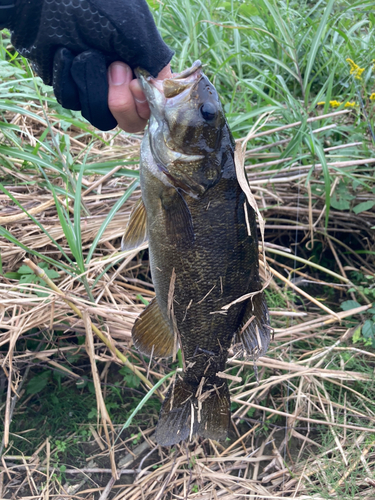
0, 0, 174, 131
0, 0, 173, 80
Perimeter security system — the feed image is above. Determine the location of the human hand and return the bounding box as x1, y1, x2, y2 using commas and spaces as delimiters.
108, 63, 172, 133
1, 0, 173, 130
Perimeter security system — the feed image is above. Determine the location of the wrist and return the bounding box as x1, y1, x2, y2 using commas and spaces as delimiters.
0, 0, 16, 29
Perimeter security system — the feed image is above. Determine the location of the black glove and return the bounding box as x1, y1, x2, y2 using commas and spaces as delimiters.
0, 0, 173, 130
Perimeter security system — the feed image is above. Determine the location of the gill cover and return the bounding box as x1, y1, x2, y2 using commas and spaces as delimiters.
135, 61, 226, 197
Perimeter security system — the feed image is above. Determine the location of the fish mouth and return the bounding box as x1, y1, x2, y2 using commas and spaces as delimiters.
136, 61, 207, 198
135, 60, 203, 110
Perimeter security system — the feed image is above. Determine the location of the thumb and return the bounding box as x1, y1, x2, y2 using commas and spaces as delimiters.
108, 62, 148, 133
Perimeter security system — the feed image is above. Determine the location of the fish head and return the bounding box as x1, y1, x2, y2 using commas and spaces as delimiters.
136, 61, 227, 197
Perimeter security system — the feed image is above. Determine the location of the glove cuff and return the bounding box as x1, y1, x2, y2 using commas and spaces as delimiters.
0, 0, 16, 29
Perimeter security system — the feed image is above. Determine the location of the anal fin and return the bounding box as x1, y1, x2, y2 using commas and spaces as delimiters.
132, 298, 175, 358
234, 291, 271, 360
121, 197, 147, 251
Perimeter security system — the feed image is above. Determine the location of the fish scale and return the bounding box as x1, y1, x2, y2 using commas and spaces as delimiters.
122, 61, 271, 446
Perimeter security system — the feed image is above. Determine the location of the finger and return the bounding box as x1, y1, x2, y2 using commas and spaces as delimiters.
108, 62, 148, 133
53, 48, 81, 110
130, 63, 172, 119
71, 50, 117, 130
129, 79, 150, 120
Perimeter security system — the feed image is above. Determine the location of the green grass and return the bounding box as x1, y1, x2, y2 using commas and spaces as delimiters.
3, 334, 162, 460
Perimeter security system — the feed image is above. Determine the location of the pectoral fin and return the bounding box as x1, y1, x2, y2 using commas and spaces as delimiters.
161, 188, 195, 248
132, 298, 175, 358
121, 197, 147, 251
234, 291, 271, 360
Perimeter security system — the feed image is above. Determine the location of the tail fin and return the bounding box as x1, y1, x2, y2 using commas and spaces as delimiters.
154, 377, 230, 446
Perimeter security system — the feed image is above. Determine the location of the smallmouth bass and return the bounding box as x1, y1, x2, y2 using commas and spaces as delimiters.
122, 61, 270, 446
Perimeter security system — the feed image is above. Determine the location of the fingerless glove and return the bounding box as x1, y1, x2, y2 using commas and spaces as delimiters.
1, 0, 173, 130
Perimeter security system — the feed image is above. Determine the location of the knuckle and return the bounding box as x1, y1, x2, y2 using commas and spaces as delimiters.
108, 96, 133, 115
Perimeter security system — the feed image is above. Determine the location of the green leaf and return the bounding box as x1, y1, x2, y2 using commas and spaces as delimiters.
119, 366, 141, 389
303, 0, 335, 92
74, 156, 90, 274
76, 378, 87, 389
0, 224, 71, 272
330, 194, 352, 211
312, 135, 331, 227
38, 166, 81, 268
88, 408, 97, 419
362, 320, 375, 339
35, 262, 60, 277
34, 283, 51, 298
0, 144, 62, 172
17, 265, 34, 275
116, 369, 176, 443
45, 270, 60, 279
19, 274, 36, 284
352, 326, 362, 344
341, 300, 361, 311
51, 394, 59, 405
26, 371, 50, 395
4, 272, 20, 279
0, 182, 74, 266
86, 179, 139, 264
330, 181, 355, 211
353, 201, 375, 215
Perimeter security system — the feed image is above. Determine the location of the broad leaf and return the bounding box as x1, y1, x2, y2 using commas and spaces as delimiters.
340, 300, 361, 311
26, 371, 50, 395
353, 201, 375, 214
362, 320, 375, 339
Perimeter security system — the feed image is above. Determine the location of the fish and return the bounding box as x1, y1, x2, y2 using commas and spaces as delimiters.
121, 60, 270, 446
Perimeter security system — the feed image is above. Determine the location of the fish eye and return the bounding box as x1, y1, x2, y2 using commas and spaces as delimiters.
200, 102, 217, 121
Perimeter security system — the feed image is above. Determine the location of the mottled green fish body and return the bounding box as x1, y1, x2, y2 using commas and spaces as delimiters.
122, 61, 270, 446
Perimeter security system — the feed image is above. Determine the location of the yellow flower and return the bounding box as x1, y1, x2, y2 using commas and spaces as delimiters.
370, 93, 375, 101
329, 100, 342, 108
317, 100, 357, 108
346, 58, 365, 80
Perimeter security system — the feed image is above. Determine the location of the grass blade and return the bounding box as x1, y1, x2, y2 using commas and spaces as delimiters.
303, 0, 335, 94
85, 179, 139, 264
73, 162, 86, 273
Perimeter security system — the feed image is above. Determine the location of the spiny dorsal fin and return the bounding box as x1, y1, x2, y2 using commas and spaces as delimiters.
121, 197, 147, 252
234, 291, 271, 360
132, 298, 175, 358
